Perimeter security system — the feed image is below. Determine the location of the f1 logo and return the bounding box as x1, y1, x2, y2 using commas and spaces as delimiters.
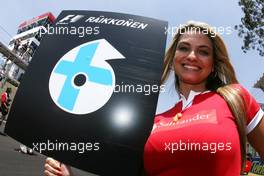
49, 39, 125, 115
57, 15, 84, 24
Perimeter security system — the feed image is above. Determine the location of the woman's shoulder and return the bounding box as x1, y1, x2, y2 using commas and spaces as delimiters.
228, 83, 246, 90
224, 83, 252, 98
217, 83, 251, 97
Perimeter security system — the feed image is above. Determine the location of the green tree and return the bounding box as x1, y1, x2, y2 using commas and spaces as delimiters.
235, 0, 264, 56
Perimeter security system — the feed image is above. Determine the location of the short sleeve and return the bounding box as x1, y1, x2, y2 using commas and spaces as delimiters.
232, 84, 264, 134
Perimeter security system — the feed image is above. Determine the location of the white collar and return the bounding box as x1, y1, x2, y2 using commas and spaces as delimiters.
179, 90, 211, 110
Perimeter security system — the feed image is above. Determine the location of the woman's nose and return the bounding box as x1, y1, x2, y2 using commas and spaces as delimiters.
186, 50, 197, 61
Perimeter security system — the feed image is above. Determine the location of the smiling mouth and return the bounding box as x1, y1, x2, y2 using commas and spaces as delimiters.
182, 64, 201, 71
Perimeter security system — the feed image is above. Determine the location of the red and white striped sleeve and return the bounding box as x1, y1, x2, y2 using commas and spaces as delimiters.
233, 84, 264, 134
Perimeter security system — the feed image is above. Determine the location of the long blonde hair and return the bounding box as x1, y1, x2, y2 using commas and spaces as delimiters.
162, 21, 247, 169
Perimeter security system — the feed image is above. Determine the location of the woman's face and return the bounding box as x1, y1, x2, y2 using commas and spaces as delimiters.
173, 32, 214, 88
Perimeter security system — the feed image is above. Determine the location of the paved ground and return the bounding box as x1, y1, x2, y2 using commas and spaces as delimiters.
0, 121, 95, 176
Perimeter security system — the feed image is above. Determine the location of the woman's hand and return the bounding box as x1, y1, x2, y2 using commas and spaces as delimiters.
44, 157, 73, 176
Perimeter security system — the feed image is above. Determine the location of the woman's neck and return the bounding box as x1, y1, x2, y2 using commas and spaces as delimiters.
179, 83, 207, 99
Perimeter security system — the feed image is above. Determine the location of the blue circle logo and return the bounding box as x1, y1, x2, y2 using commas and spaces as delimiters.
49, 39, 125, 114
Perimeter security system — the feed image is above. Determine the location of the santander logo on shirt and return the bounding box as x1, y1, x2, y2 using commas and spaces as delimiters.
152, 109, 217, 132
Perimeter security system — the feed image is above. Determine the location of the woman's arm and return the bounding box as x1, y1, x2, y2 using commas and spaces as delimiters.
247, 116, 264, 160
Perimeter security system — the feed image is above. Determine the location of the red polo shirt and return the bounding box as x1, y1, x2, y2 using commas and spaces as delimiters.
144, 84, 263, 176
1, 92, 7, 104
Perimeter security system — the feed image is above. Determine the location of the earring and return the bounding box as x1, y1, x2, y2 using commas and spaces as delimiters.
211, 68, 217, 78
213, 71, 217, 78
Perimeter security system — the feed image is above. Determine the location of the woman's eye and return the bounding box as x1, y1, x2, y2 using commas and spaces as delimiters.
178, 46, 189, 52
199, 50, 209, 56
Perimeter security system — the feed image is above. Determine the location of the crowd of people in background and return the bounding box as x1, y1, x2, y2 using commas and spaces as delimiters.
12, 39, 33, 63
0, 87, 11, 127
